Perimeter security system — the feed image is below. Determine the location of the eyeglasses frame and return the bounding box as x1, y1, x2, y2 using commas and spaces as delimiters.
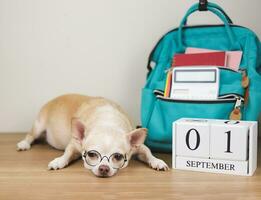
82, 150, 127, 169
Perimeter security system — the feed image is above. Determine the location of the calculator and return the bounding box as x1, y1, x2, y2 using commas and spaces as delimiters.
170, 66, 220, 100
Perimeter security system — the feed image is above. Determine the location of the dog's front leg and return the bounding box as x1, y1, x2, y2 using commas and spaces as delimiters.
135, 144, 169, 171
48, 141, 80, 170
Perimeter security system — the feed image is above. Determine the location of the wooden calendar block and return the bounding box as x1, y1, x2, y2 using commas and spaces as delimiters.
210, 120, 249, 161
172, 118, 258, 176
175, 156, 248, 175
175, 119, 210, 158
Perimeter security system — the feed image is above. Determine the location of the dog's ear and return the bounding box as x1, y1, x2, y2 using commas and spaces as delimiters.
71, 118, 85, 143
126, 128, 147, 148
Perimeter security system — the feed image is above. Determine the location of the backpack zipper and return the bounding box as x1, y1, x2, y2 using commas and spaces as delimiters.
154, 90, 244, 120
154, 90, 244, 104
165, 66, 247, 74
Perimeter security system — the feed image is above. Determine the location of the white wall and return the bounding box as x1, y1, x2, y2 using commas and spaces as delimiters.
0, 0, 260, 132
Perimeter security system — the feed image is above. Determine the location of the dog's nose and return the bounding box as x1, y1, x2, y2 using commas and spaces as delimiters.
98, 165, 110, 175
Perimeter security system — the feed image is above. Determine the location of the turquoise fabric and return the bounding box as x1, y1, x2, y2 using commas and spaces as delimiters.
141, 2, 261, 152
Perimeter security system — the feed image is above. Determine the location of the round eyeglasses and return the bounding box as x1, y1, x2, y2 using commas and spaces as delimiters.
82, 150, 127, 169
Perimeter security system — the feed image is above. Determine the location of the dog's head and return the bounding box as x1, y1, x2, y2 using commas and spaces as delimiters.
72, 119, 147, 177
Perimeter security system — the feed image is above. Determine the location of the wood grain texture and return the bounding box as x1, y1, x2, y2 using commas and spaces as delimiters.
0, 133, 260, 200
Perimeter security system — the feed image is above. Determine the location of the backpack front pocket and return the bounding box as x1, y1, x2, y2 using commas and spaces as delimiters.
145, 90, 244, 152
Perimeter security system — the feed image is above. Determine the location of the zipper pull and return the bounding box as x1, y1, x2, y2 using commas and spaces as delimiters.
229, 97, 243, 120
240, 69, 250, 88
240, 69, 250, 105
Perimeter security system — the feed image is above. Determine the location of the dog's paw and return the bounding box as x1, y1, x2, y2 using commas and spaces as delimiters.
149, 158, 169, 171
17, 140, 31, 151
48, 157, 68, 170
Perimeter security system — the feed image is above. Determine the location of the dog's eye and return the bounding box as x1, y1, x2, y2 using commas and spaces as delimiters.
87, 152, 97, 158
83, 151, 100, 166
113, 153, 124, 161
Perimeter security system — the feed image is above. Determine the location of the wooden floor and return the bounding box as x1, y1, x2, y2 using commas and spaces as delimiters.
0, 134, 261, 200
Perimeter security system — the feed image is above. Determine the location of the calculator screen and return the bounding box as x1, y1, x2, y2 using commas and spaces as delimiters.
174, 69, 217, 83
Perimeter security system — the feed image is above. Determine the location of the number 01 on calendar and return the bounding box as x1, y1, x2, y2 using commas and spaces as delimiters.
172, 118, 258, 176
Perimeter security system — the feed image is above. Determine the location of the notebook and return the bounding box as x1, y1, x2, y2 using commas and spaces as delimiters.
172, 52, 227, 67
185, 47, 242, 71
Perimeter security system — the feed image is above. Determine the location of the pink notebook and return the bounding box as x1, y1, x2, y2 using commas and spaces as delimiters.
185, 47, 242, 71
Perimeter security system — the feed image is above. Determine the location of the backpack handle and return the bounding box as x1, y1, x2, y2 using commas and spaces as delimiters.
184, 2, 233, 25
177, 2, 241, 53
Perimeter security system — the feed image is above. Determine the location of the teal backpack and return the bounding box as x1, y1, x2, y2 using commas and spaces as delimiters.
141, 2, 261, 152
